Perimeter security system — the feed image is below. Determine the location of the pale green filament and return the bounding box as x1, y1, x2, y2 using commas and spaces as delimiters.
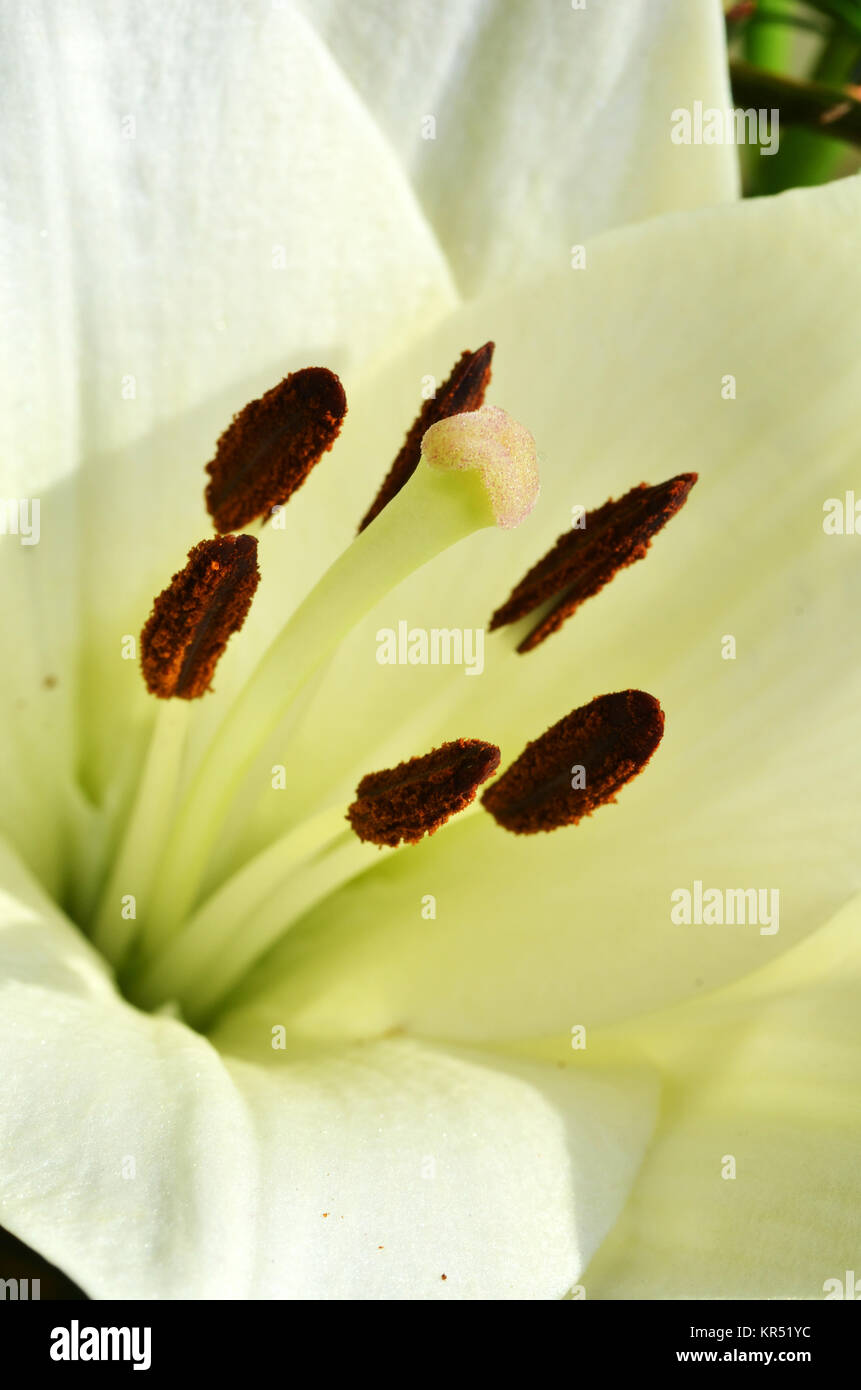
229, 666, 482, 862
90, 700, 190, 966
128, 801, 347, 1006
133, 796, 486, 1026
171, 833, 385, 1027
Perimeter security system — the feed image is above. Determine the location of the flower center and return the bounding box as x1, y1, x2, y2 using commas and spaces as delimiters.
83, 346, 693, 1032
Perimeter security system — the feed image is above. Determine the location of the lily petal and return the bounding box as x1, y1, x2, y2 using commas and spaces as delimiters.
0, 838, 658, 1299
1, 0, 456, 481
0, 534, 80, 891
583, 893, 861, 1298
301, 0, 740, 293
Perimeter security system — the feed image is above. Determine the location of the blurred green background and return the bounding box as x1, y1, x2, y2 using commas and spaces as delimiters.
726, 0, 861, 192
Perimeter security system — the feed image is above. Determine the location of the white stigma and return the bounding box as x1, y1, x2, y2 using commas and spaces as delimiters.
420, 404, 540, 530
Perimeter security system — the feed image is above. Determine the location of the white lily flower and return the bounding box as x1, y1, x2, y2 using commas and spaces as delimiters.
3, 0, 857, 1303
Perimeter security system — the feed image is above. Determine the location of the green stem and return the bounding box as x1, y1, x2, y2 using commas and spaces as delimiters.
730, 61, 861, 147
743, 0, 796, 72
809, 2, 861, 44
733, 29, 861, 194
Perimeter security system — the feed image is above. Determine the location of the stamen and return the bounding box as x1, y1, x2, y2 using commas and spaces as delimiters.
490, 473, 697, 651
482, 690, 664, 834
140, 534, 259, 698
205, 367, 347, 532
347, 739, 501, 847
144, 696, 660, 1023
145, 401, 538, 941
358, 343, 494, 531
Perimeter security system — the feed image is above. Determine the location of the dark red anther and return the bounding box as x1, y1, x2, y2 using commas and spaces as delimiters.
348, 738, 501, 847
140, 534, 259, 699
482, 691, 664, 834
205, 367, 347, 532
490, 474, 697, 652
358, 343, 494, 531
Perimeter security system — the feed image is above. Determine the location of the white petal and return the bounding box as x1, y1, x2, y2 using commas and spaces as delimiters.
230, 175, 861, 1040
0, 838, 657, 1299
0, 0, 456, 487
301, 0, 739, 292
0, 0, 458, 798
0, 532, 80, 891
584, 893, 861, 1298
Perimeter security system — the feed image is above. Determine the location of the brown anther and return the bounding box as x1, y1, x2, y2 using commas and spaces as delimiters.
358, 342, 494, 531
482, 691, 664, 834
348, 738, 501, 848
205, 367, 347, 532
140, 534, 260, 699
490, 474, 697, 652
